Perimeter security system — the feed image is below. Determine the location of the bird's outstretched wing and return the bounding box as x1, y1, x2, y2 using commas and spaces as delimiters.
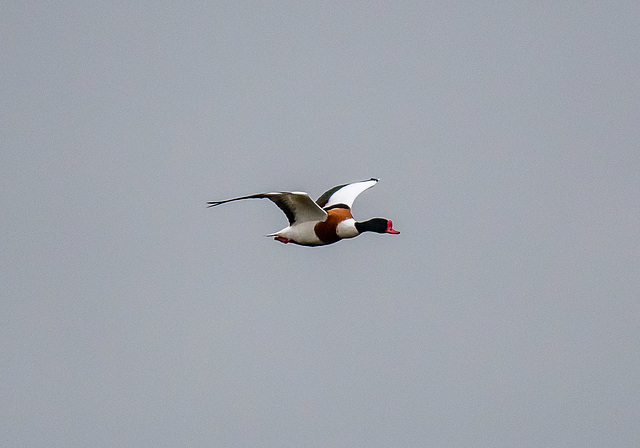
316, 178, 379, 209
208, 192, 327, 225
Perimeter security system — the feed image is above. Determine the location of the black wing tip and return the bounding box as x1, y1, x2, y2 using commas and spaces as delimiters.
206, 193, 270, 208
369, 177, 379, 182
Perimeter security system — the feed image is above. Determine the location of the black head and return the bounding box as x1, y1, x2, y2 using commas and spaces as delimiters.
355, 218, 400, 234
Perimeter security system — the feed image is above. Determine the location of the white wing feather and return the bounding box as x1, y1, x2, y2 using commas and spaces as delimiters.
322, 178, 379, 209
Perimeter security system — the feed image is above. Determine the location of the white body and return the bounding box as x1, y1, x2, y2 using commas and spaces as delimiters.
271, 218, 360, 246
270, 222, 324, 246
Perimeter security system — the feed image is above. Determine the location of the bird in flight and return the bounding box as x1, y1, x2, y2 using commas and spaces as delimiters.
207, 178, 400, 246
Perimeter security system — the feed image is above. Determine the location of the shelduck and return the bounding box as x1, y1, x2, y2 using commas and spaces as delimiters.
207, 178, 400, 246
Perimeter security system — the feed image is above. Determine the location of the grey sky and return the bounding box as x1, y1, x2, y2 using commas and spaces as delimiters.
2, 2, 639, 447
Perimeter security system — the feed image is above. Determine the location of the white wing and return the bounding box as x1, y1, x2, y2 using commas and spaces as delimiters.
317, 178, 379, 209
208, 191, 327, 225
268, 192, 327, 224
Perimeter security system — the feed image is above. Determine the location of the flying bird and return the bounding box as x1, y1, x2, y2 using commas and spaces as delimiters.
207, 178, 400, 246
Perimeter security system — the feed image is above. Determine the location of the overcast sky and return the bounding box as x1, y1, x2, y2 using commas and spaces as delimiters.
2, 2, 639, 447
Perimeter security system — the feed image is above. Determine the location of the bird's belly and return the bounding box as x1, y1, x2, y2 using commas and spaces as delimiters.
279, 222, 325, 246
